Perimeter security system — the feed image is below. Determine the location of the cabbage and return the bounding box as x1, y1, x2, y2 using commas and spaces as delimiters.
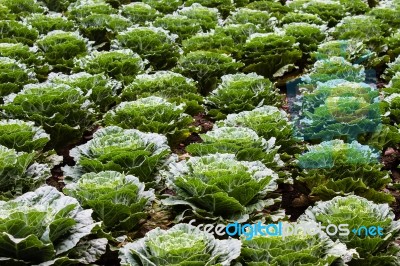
119, 223, 241, 266
162, 153, 279, 222
0, 185, 107, 265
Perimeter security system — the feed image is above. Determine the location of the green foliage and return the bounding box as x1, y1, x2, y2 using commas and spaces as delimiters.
119, 223, 241, 266
357, 124, 400, 151
0, 20, 39, 46
67, 0, 116, 19
113, 26, 180, 70
215, 23, 261, 45
299, 195, 400, 264
294, 80, 381, 142
311, 40, 376, 66
217, 106, 298, 155
233, 0, 249, 7
182, 31, 236, 55
0, 0, 44, 17
186, 127, 283, 169
79, 14, 132, 44
120, 3, 161, 26
246, 0, 291, 19
48, 72, 121, 113
205, 73, 281, 119
184, 0, 235, 18
103, 96, 194, 143
382, 55, 400, 81
174, 51, 244, 94
333, 0, 370, 14
1, 83, 96, 149
104, 0, 130, 8
288, 0, 346, 27
385, 71, 400, 96
62, 126, 171, 184
283, 23, 326, 53
41, 0, 77, 12
301, 57, 366, 87
1, 1, 399, 264
368, 7, 400, 32
74, 49, 145, 84
24, 13, 76, 35
142, 0, 183, 14
120, 71, 203, 114
0, 119, 49, 152
162, 153, 279, 221
0, 185, 107, 265
331, 15, 388, 53
280, 12, 325, 25
153, 14, 202, 42
0, 43, 48, 80
64, 171, 155, 232
381, 72, 400, 126
0, 43, 38, 66
386, 29, 400, 60
239, 221, 354, 265
242, 33, 302, 78
226, 8, 275, 30
177, 4, 220, 31
0, 57, 37, 101
35, 30, 89, 73
297, 140, 393, 203
0, 4, 16, 20
0, 145, 50, 198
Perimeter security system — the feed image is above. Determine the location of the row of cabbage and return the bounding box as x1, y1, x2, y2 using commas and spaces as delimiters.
1, 0, 400, 265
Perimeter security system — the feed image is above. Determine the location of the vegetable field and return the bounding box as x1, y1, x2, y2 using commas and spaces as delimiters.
1, 0, 400, 265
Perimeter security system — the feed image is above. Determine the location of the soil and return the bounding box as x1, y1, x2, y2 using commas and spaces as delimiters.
382, 147, 400, 219
193, 113, 214, 133
46, 166, 65, 191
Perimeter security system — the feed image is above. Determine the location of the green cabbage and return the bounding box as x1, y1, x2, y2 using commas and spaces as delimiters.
0, 57, 37, 102
162, 153, 279, 222
239, 221, 356, 265
24, 13, 75, 35
0, 185, 107, 265
0, 119, 49, 152
103, 96, 194, 144
113, 26, 180, 70
62, 126, 171, 185
297, 140, 393, 203
0, 145, 50, 198
120, 3, 161, 26
294, 80, 381, 142
174, 51, 244, 94
242, 33, 302, 78
184, 0, 234, 18
0, 20, 38, 45
64, 171, 155, 232
74, 49, 145, 85
47, 71, 121, 113
226, 8, 275, 30
205, 73, 282, 119
186, 127, 284, 169
1, 83, 96, 149
177, 4, 220, 31
35, 30, 90, 72
120, 71, 203, 115
119, 223, 241, 266
299, 195, 400, 264
79, 14, 132, 44
142, 0, 183, 14
153, 14, 202, 42
217, 106, 299, 156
